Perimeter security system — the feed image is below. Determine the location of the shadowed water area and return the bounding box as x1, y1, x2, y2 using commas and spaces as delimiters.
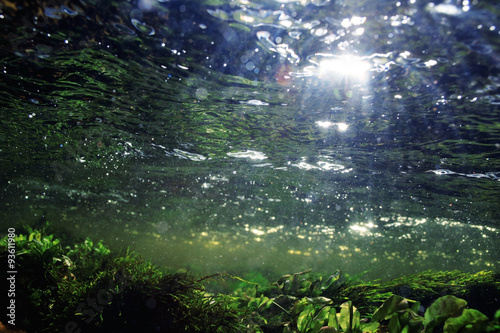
0, 0, 499, 280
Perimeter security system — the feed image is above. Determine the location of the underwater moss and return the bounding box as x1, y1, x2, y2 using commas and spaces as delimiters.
0, 224, 247, 332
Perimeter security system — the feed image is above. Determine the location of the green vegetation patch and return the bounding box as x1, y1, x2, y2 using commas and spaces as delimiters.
0, 224, 246, 332
1, 225, 499, 333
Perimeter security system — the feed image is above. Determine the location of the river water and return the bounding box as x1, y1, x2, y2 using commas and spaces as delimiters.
0, 0, 499, 280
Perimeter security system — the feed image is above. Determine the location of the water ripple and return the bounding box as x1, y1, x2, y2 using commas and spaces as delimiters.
427, 169, 500, 181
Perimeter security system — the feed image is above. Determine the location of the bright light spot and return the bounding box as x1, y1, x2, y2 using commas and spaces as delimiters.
227, 150, 267, 160
315, 121, 349, 132
336, 122, 349, 132
313, 27, 329, 36
251, 229, 265, 236
293, 161, 320, 171
352, 27, 365, 36
349, 224, 371, 236
399, 51, 411, 58
239, 14, 255, 24
245, 99, 269, 106
429, 3, 462, 16
319, 55, 371, 82
317, 161, 345, 171
341, 16, 366, 28
316, 121, 334, 128
424, 59, 438, 67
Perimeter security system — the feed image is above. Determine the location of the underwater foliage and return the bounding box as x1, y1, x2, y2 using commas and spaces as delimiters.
233, 275, 500, 333
340, 270, 500, 318
1, 225, 499, 332
0, 224, 246, 332
230, 268, 500, 332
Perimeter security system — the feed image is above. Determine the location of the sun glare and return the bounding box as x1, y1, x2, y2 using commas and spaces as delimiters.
318, 55, 371, 82
315, 121, 349, 132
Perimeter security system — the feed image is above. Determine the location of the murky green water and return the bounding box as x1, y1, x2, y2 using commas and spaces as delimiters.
1, 0, 499, 280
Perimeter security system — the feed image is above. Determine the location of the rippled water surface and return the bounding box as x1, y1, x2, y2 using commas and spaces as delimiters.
1, 0, 499, 280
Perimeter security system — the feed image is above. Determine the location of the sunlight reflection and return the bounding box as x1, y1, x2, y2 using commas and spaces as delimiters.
349, 221, 379, 236
318, 55, 371, 82
341, 16, 367, 28
315, 121, 349, 132
227, 150, 267, 160
427, 3, 463, 16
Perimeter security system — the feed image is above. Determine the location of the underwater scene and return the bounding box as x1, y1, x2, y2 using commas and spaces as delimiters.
0, 0, 499, 332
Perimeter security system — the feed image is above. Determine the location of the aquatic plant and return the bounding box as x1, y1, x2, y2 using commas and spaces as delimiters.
244, 291, 499, 333
1, 226, 499, 332
370, 295, 422, 333
370, 294, 500, 333
232, 269, 500, 333
0, 225, 247, 332
285, 298, 380, 333
340, 270, 500, 317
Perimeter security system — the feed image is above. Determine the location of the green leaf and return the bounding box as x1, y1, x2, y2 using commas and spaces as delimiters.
443, 309, 489, 333
388, 314, 401, 333
352, 310, 361, 332
264, 297, 275, 310
297, 304, 314, 332
360, 322, 380, 333
371, 295, 408, 322
292, 297, 311, 317
423, 295, 467, 332
315, 306, 332, 322
309, 319, 325, 333
410, 301, 421, 314
248, 295, 274, 311
321, 270, 342, 291
328, 308, 339, 329
339, 301, 354, 332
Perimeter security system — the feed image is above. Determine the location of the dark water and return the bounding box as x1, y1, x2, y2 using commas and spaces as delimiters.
0, 0, 499, 280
